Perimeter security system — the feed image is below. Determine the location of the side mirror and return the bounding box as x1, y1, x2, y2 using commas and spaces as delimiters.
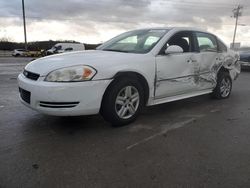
165, 45, 183, 55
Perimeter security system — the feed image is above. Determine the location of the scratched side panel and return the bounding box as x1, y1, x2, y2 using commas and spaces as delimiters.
155, 54, 198, 99
193, 50, 240, 91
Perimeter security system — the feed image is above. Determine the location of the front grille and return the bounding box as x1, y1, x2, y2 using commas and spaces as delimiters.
39, 101, 79, 108
23, 70, 40, 81
19, 88, 31, 104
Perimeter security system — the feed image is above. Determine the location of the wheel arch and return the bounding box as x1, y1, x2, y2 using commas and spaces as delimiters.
212, 66, 232, 99
101, 71, 150, 109
218, 66, 230, 75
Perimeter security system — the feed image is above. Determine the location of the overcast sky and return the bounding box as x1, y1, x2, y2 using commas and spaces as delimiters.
0, 0, 250, 46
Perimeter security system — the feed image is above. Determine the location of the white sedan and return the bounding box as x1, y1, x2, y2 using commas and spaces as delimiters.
18, 27, 240, 126
12, 49, 28, 57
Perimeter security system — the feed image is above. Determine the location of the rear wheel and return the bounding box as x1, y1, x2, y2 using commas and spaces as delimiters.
212, 71, 232, 99
101, 78, 144, 126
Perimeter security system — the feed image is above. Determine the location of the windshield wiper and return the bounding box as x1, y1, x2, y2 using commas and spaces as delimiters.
102, 49, 129, 53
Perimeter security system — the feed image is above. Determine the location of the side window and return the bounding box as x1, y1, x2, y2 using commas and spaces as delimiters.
217, 39, 227, 53
162, 32, 194, 53
55, 45, 62, 50
65, 47, 73, 51
196, 32, 217, 52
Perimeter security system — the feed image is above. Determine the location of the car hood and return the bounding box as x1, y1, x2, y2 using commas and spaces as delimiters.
25, 50, 147, 77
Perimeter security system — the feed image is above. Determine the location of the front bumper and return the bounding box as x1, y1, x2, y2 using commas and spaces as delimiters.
18, 73, 112, 116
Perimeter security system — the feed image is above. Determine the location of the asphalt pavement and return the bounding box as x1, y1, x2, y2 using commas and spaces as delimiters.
0, 57, 250, 188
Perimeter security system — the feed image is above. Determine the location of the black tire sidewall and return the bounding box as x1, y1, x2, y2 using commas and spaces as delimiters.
101, 78, 144, 126
213, 72, 232, 99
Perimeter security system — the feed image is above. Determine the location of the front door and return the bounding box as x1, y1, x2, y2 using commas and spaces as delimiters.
155, 31, 200, 99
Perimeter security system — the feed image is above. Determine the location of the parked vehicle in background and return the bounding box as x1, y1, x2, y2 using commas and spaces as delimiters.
46, 43, 85, 55
12, 49, 28, 57
27, 51, 42, 57
239, 50, 250, 69
18, 27, 240, 126
12, 49, 42, 57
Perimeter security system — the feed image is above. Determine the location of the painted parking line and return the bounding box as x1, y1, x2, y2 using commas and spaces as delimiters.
126, 118, 198, 150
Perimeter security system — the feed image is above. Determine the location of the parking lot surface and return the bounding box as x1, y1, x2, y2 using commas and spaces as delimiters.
1, 57, 250, 188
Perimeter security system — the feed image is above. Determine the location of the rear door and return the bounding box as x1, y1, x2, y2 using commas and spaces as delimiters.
193, 32, 221, 89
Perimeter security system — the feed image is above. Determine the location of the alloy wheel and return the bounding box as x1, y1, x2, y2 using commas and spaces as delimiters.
115, 86, 140, 119
220, 77, 231, 98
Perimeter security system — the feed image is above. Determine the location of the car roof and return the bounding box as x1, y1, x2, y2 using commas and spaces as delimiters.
136, 27, 209, 34
55, 43, 82, 45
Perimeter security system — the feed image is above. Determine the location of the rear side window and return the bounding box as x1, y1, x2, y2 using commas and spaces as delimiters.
217, 39, 227, 52
196, 32, 218, 52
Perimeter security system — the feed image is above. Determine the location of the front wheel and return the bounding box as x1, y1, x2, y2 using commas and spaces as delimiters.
101, 78, 144, 126
212, 71, 232, 99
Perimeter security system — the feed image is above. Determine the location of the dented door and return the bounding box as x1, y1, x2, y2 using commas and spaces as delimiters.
195, 52, 220, 90
155, 53, 199, 99
194, 32, 222, 90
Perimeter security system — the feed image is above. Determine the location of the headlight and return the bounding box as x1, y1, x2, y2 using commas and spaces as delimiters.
45, 65, 97, 82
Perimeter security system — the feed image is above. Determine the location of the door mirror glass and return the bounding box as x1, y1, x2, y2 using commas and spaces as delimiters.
165, 45, 183, 55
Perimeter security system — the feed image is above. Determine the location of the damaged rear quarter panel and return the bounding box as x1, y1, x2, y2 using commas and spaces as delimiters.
187, 49, 240, 91
222, 50, 241, 80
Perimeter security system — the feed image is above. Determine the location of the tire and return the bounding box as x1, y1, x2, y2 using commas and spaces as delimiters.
212, 71, 232, 99
101, 77, 144, 126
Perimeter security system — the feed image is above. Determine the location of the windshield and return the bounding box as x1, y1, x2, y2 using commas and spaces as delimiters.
54, 45, 62, 50
97, 29, 169, 54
